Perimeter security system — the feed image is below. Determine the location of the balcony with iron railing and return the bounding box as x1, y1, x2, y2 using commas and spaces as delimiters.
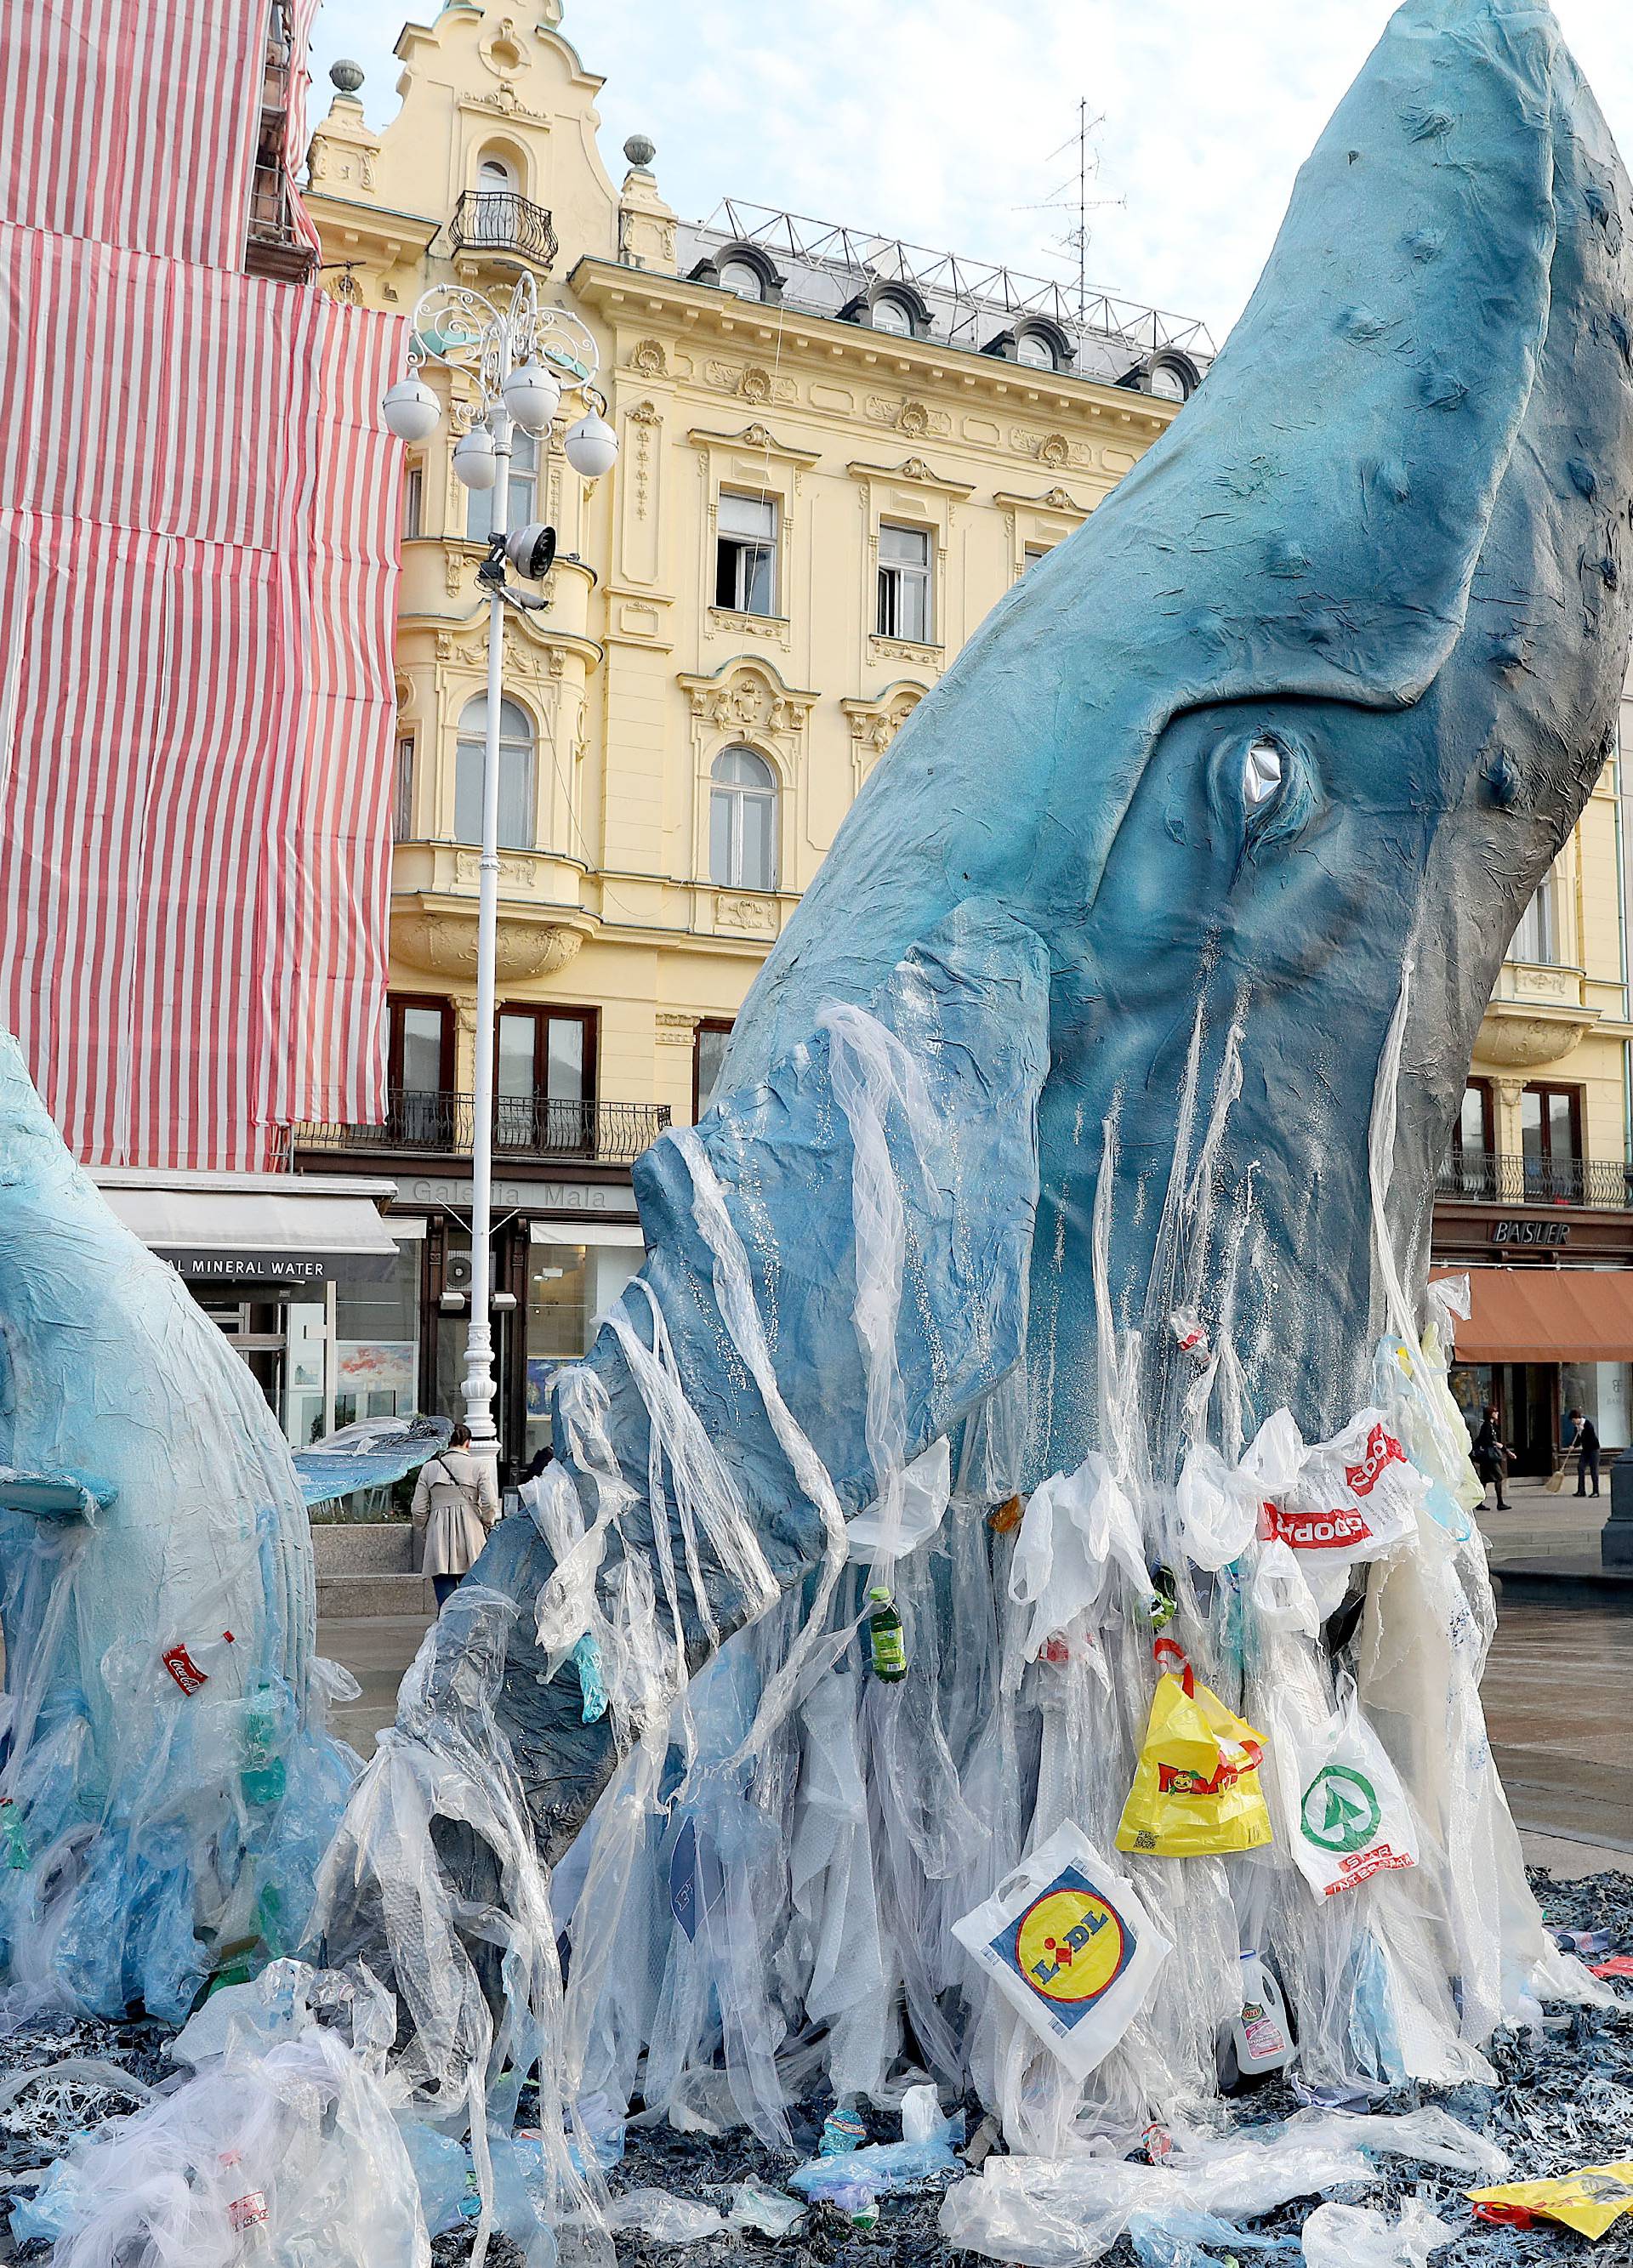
293, 1090, 669, 1167
1436, 1150, 1633, 1210
450, 191, 560, 269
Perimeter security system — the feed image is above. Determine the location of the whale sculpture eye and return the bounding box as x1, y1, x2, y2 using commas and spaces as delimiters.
1243, 740, 1283, 808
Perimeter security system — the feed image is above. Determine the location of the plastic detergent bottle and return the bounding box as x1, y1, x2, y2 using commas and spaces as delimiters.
1227, 1950, 1295, 2078
818, 2103, 868, 2155
868, 1587, 907, 1681
240, 1685, 287, 1808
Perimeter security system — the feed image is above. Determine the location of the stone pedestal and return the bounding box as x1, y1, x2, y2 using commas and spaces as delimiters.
1603, 1446, 1633, 1566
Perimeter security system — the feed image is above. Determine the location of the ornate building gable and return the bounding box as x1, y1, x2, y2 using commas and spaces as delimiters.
840, 681, 926, 789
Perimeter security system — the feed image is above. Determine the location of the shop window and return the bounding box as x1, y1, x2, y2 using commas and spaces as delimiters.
1521, 1082, 1581, 1201
693, 1018, 733, 1120
1509, 873, 1558, 964
466, 423, 539, 544
494, 1004, 597, 1152
709, 746, 778, 890
392, 734, 414, 842
714, 491, 778, 615
333, 1236, 423, 1434
454, 694, 536, 850
878, 522, 933, 641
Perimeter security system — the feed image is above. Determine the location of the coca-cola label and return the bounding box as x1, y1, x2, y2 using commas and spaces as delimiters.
1264, 1504, 1374, 1551
161, 1644, 208, 1695
1344, 1422, 1405, 1498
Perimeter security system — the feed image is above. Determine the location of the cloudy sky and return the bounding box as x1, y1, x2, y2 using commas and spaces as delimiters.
308, 0, 1633, 344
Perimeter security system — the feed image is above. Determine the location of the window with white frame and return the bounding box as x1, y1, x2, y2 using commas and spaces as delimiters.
871, 294, 913, 336
466, 424, 539, 544
877, 521, 933, 642
1509, 873, 1558, 964
403, 464, 424, 539
1016, 330, 1055, 370
718, 258, 764, 301
392, 734, 414, 840
454, 694, 536, 850
714, 491, 777, 615
1023, 542, 1052, 572
709, 746, 777, 890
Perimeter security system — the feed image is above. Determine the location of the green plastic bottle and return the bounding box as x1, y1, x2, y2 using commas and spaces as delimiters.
0, 1799, 28, 1872
241, 1684, 287, 1808
868, 1586, 906, 1682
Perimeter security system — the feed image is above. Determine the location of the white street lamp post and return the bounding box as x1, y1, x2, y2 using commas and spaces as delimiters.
382, 274, 615, 1476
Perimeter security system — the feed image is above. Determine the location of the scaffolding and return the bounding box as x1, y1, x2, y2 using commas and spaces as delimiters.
680, 197, 1215, 387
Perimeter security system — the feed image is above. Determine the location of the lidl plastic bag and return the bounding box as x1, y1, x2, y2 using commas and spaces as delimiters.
1272, 1676, 1418, 1900
1468, 2161, 1633, 2240
1115, 1652, 1272, 1857
950, 1822, 1171, 2079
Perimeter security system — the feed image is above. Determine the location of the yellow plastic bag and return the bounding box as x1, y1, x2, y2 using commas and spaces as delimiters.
1115, 1654, 1272, 1857
1468, 2163, 1633, 2241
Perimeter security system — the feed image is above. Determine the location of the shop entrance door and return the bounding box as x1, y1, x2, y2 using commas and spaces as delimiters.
1496, 1361, 1557, 1476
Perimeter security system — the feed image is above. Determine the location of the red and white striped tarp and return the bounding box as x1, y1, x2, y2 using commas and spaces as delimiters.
0, 1, 265, 269
0, 226, 405, 1169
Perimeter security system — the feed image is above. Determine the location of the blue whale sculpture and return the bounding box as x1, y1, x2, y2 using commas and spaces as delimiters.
435, 0, 1633, 1862
0, 0, 1626, 2146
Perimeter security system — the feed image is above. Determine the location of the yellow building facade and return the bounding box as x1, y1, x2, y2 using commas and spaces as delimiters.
298, 0, 1633, 1475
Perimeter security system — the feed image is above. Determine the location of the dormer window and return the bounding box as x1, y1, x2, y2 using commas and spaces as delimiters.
719, 258, 764, 301
1150, 362, 1187, 401
1016, 331, 1053, 370
871, 294, 913, 337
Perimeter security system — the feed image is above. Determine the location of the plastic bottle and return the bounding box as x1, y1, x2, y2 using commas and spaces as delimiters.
818, 2104, 868, 2156
868, 1587, 906, 1681
1226, 1950, 1295, 2080
0, 1799, 28, 1872
240, 1684, 287, 1809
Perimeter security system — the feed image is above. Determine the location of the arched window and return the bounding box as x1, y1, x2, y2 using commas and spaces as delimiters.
718, 258, 764, 301
1016, 328, 1055, 370
709, 746, 777, 890
871, 293, 913, 337
455, 695, 535, 850
477, 150, 517, 191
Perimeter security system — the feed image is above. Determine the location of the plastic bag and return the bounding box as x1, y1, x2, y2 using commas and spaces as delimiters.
1175, 1411, 1305, 1573
1303, 2200, 1455, 2268
1115, 1658, 1272, 1857
951, 1822, 1171, 2079
1269, 1677, 1419, 1899
789, 2109, 964, 2198
1468, 2161, 1633, 2239
602, 2186, 728, 2242
1010, 1456, 1153, 1672
1267, 1413, 1425, 1560
846, 1436, 952, 1559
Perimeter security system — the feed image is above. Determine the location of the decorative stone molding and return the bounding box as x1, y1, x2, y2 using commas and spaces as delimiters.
845, 453, 975, 499
394, 908, 588, 981
656, 1010, 701, 1048
869, 634, 942, 668
841, 681, 925, 786
629, 337, 668, 376
680, 656, 816, 736
1010, 427, 1093, 469
688, 420, 819, 468
1477, 998, 1598, 1070
714, 892, 779, 935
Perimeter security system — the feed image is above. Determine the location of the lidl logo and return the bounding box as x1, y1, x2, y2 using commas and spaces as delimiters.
1301, 1765, 1381, 1855
994, 1863, 1133, 2026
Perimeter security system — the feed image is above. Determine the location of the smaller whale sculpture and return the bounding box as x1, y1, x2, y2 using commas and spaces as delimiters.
0, 1034, 360, 2019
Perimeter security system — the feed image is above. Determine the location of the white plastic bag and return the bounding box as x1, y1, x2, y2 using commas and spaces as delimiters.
1268, 1412, 1425, 1561
950, 1822, 1170, 2079
1302, 2198, 1456, 2268
1272, 1679, 1420, 1900
846, 1436, 952, 1559
1009, 1458, 1152, 1671
1175, 1410, 1305, 1572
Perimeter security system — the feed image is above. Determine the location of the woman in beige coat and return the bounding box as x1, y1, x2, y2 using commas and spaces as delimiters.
410, 1423, 500, 1607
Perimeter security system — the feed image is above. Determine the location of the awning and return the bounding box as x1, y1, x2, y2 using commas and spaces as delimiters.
92, 1170, 399, 1288
1431, 1266, 1633, 1363
529, 1217, 647, 1249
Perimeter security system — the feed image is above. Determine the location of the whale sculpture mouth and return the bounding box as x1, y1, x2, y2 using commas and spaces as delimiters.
1, 0, 1630, 2249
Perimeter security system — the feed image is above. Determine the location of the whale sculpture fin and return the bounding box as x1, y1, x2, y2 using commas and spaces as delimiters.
0, 1469, 116, 1521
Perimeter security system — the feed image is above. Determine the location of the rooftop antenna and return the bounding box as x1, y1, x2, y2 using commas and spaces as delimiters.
1017, 99, 1124, 320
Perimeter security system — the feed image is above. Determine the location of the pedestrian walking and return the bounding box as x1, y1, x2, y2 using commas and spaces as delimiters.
1569, 1407, 1602, 1498
1471, 1406, 1511, 1511
411, 1423, 499, 1608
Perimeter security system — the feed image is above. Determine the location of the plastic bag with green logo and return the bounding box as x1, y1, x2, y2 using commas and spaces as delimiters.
1276, 1674, 1419, 1901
